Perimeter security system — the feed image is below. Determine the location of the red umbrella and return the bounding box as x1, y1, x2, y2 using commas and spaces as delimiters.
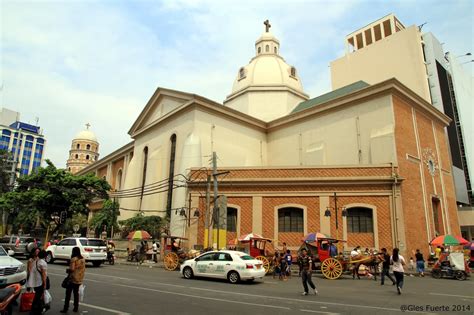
239, 233, 264, 241
454, 235, 469, 245
302, 232, 331, 243
127, 230, 152, 240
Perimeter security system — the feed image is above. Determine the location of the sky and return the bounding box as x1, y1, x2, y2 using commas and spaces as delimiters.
1, 0, 473, 169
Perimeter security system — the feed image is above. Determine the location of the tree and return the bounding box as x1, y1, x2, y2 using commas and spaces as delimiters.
119, 214, 165, 239
0, 149, 13, 194
0, 160, 110, 237
89, 200, 120, 237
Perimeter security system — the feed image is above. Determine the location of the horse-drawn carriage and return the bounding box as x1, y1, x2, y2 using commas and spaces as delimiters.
299, 236, 380, 280
162, 235, 201, 271
233, 234, 275, 274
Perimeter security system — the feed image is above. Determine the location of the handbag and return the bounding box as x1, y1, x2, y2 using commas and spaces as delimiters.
19, 291, 35, 312
61, 275, 71, 288
36, 261, 50, 290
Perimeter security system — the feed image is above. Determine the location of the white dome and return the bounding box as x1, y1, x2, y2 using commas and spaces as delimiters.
74, 129, 98, 142
231, 55, 304, 94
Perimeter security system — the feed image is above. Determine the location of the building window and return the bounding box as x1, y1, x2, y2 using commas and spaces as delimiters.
265, 45, 269, 52
278, 207, 303, 232
75, 154, 78, 159
86, 155, 89, 160
141, 147, 149, 198
116, 169, 123, 190
227, 207, 237, 232
86, 144, 91, 150
274, 47, 277, 54
76, 143, 80, 149
290, 67, 296, 77
347, 207, 373, 233
68, 167, 71, 172
239, 67, 245, 79
166, 135, 177, 216
258, 47, 261, 54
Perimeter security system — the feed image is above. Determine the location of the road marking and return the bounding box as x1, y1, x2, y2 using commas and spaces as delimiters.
187, 286, 404, 312
63, 300, 131, 315
429, 292, 474, 299
300, 310, 340, 315
87, 281, 290, 310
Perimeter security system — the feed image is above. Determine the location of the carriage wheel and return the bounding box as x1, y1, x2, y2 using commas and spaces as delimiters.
255, 256, 270, 273
321, 258, 343, 280
164, 252, 179, 271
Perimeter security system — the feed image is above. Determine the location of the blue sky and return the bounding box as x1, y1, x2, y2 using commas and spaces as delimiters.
1, 0, 473, 168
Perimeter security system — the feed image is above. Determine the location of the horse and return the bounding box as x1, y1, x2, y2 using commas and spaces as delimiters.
351, 254, 383, 280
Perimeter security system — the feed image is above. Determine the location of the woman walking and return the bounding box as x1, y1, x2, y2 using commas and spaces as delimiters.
60, 247, 86, 313
26, 248, 46, 315
415, 249, 425, 277
390, 248, 406, 295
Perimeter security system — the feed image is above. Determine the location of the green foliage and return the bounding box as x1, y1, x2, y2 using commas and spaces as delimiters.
89, 200, 120, 236
64, 213, 88, 235
119, 214, 164, 239
0, 160, 111, 235
0, 149, 13, 194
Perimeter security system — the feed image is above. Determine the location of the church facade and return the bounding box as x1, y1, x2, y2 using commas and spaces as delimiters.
77, 23, 460, 257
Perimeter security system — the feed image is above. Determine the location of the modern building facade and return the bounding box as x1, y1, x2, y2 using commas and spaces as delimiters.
0, 108, 46, 176
66, 124, 100, 174
330, 14, 473, 240
78, 22, 461, 257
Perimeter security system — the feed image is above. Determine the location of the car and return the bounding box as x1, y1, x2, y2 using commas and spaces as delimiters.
45, 237, 107, 267
180, 250, 266, 284
0, 246, 27, 288
0, 235, 41, 256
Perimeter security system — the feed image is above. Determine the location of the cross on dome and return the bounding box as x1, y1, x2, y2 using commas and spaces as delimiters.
85, 123, 91, 130
264, 19, 271, 32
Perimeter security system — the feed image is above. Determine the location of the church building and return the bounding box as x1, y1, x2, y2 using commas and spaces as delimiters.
77, 21, 461, 257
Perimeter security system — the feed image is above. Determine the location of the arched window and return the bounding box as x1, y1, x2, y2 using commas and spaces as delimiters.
274, 47, 277, 54
116, 169, 123, 190
278, 207, 303, 232
141, 147, 149, 198
265, 45, 269, 52
290, 67, 296, 76
227, 207, 237, 232
86, 144, 91, 150
68, 167, 71, 172
347, 207, 373, 233
76, 143, 80, 149
258, 47, 261, 54
166, 135, 177, 216
75, 154, 78, 159
86, 155, 89, 160
239, 67, 245, 79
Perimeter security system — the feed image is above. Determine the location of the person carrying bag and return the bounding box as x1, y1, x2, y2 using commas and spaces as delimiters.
60, 247, 86, 313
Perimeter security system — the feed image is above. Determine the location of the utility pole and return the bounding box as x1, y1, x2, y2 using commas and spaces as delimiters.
205, 175, 211, 248
213, 152, 218, 249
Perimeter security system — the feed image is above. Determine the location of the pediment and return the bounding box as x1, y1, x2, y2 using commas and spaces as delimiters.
128, 87, 194, 137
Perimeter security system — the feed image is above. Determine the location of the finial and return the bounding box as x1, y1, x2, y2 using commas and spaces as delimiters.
264, 19, 271, 32
85, 123, 91, 130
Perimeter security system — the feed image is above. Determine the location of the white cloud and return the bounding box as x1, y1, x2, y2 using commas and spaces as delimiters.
1, 0, 472, 171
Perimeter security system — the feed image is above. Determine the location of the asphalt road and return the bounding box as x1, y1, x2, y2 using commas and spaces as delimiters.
10, 260, 474, 315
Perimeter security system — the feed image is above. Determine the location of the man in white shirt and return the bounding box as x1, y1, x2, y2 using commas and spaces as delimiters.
152, 241, 159, 263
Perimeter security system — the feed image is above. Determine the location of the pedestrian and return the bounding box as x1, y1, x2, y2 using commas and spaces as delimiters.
379, 248, 396, 285
27, 249, 47, 315
435, 246, 441, 260
282, 242, 287, 254
415, 249, 425, 277
279, 253, 287, 281
272, 251, 281, 279
390, 247, 406, 295
299, 249, 317, 295
284, 250, 292, 279
351, 246, 361, 279
60, 247, 86, 313
152, 241, 159, 263
139, 241, 147, 264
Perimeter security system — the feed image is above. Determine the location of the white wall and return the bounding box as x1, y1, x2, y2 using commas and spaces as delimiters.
331, 26, 431, 103
267, 95, 395, 166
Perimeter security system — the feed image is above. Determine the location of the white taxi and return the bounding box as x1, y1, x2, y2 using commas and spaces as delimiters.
180, 250, 265, 284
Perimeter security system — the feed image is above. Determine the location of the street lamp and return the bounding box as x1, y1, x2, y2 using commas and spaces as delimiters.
324, 192, 347, 236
